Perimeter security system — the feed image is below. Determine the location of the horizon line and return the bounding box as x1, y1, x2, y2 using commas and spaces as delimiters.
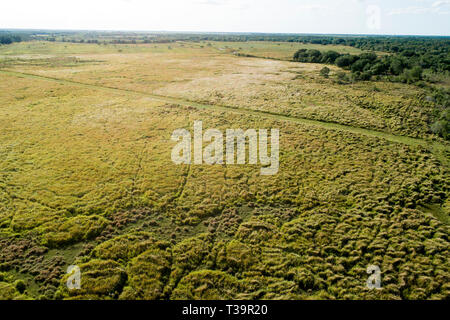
1, 27, 449, 38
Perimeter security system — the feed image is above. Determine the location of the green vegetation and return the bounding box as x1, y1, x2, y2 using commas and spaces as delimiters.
0, 33, 448, 300
0, 35, 22, 45
293, 47, 447, 83
293, 40, 449, 139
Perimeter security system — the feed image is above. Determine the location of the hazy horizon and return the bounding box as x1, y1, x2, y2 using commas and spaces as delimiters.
2, 27, 450, 38
1, 0, 449, 37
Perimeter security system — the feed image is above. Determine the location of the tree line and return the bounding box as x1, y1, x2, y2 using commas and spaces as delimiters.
293, 49, 431, 83
292, 48, 449, 139
0, 34, 22, 45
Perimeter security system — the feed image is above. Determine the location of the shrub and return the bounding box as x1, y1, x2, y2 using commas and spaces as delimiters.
431, 120, 449, 139
14, 279, 26, 294
335, 55, 354, 68
40, 215, 109, 248
0, 282, 19, 299
321, 51, 340, 64
122, 248, 172, 299
320, 67, 331, 78
171, 270, 241, 300
92, 232, 170, 262
60, 260, 127, 299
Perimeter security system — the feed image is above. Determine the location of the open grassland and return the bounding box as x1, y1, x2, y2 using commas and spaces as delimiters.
197, 41, 369, 60
0, 41, 368, 60
0, 42, 440, 139
0, 41, 448, 300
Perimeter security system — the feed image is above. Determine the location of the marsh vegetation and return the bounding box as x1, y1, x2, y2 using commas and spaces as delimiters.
0, 32, 448, 300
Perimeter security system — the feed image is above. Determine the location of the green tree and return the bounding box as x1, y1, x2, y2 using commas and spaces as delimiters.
335, 55, 353, 68
321, 51, 340, 64
410, 66, 423, 80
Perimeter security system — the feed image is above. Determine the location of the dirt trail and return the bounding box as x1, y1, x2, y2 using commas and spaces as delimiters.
1, 69, 448, 166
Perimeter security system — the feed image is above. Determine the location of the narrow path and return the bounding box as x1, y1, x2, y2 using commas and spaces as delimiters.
1, 69, 448, 166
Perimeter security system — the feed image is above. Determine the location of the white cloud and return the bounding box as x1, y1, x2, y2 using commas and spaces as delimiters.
389, 2, 450, 15
432, 0, 450, 7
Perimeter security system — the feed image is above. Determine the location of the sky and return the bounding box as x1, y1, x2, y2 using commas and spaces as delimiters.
1, 0, 449, 36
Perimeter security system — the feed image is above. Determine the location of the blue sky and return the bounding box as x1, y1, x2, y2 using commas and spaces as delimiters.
1, 0, 449, 35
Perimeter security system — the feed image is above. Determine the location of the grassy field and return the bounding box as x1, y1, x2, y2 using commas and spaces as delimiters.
0, 41, 369, 59
0, 42, 440, 139
0, 41, 448, 300
199, 41, 369, 60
